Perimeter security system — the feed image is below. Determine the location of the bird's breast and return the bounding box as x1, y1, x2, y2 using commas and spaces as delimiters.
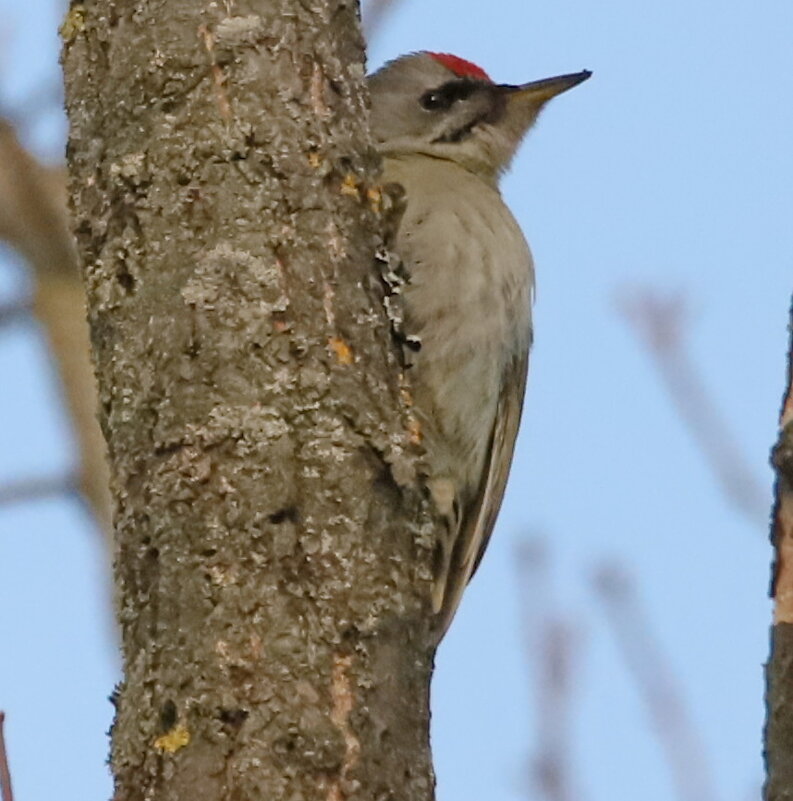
383, 155, 534, 492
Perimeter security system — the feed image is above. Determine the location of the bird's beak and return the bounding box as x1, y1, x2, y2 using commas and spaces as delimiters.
502, 70, 592, 105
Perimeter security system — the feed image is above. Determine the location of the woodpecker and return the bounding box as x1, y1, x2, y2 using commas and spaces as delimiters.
368, 52, 590, 639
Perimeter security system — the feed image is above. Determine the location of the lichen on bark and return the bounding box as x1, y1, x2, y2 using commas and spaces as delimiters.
62, 1, 438, 798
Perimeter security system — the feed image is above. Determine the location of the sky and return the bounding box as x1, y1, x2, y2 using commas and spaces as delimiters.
1, 1, 792, 800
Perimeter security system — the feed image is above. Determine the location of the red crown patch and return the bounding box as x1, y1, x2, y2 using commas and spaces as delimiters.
427, 52, 492, 83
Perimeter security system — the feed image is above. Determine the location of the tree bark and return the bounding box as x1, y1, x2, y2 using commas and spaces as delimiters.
765, 296, 793, 801
62, 1, 437, 799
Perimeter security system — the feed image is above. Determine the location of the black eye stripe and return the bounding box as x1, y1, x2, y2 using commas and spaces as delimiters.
419, 79, 479, 111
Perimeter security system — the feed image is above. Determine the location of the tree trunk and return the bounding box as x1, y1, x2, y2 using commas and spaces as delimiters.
765, 296, 793, 801
62, 1, 438, 799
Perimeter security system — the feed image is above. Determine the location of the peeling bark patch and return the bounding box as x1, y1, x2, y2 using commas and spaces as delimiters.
773, 489, 793, 622
322, 279, 339, 330
400, 384, 422, 444
339, 173, 360, 198
366, 186, 382, 214
328, 336, 353, 365
773, 359, 793, 621
198, 25, 232, 122
325, 221, 346, 262
327, 655, 360, 800
407, 417, 422, 445
310, 62, 331, 119
765, 300, 793, 800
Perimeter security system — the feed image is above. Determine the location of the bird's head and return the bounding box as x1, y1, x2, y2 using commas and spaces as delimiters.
368, 51, 590, 180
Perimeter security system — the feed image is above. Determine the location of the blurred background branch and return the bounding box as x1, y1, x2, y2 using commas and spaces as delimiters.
516, 540, 585, 801
0, 116, 110, 536
0, 298, 30, 328
594, 562, 720, 801
0, 471, 78, 507
618, 287, 768, 527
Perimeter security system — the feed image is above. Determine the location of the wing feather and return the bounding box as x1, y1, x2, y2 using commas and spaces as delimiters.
434, 346, 530, 637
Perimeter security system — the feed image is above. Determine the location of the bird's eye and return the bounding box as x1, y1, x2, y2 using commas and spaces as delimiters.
419, 80, 478, 112
420, 90, 450, 111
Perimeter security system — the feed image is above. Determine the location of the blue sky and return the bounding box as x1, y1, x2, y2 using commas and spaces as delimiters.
1, 0, 791, 799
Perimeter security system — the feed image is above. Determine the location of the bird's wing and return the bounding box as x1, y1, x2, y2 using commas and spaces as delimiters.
434, 346, 530, 638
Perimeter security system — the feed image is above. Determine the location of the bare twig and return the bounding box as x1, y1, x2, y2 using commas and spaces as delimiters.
0, 297, 31, 328
515, 540, 583, 801
0, 712, 14, 801
514, 539, 552, 642
533, 620, 578, 801
618, 288, 767, 526
0, 472, 77, 508
594, 562, 720, 801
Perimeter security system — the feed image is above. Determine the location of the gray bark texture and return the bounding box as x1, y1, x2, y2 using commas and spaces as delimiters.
62, 1, 439, 799
765, 297, 793, 801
